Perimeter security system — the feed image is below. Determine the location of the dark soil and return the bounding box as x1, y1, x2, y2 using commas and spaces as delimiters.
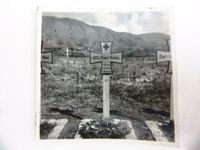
142, 108, 170, 117
49, 106, 83, 119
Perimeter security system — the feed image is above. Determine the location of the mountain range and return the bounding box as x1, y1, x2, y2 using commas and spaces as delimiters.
42, 16, 170, 54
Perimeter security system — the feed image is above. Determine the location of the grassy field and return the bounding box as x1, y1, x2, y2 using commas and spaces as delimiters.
40, 55, 172, 140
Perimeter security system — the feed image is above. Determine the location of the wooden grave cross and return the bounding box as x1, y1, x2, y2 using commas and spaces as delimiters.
90, 41, 122, 118
41, 41, 53, 74
156, 40, 173, 121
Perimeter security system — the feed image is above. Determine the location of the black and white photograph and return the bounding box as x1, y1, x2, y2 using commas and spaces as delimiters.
38, 10, 177, 142
3, 0, 200, 149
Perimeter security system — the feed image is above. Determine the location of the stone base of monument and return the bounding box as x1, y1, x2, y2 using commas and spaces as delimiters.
40, 119, 68, 139
74, 119, 137, 139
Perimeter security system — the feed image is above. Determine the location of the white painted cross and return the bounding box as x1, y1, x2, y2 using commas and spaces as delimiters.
156, 40, 173, 121
66, 47, 69, 58
90, 41, 122, 118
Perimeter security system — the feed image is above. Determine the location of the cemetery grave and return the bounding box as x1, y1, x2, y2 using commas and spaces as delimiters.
40, 41, 174, 141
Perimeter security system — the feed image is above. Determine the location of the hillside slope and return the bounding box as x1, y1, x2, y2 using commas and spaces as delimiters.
42, 16, 170, 52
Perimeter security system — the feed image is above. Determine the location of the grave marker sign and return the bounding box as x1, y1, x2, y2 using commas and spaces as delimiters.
41, 41, 53, 73
41, 52, 53, 63
90, 42, 122, 75
41, 51, 53, 74
90, 41, 122, 118
157, 51, 171, 63
156, 40, 172, 73
156, 40, 173, 121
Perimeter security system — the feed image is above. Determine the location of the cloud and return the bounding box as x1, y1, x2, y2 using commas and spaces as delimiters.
43, 11, 170, 34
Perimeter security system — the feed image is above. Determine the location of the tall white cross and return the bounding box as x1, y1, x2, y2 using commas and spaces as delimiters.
66, 47, 69, 58
90, 41, 122, 118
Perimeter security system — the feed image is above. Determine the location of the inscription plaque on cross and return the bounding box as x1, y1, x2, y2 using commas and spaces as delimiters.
90, 42, 122, 74
41, 41, 53, 73
41, 51, 53, 74
90, 41, 122, 118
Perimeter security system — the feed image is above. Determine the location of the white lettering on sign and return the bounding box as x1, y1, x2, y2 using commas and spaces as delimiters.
157, 51, 171, 63
41, 52, 53, 63
90, 42, 122, 75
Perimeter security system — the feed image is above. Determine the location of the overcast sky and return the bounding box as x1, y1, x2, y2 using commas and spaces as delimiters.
43, 11, 170, 35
